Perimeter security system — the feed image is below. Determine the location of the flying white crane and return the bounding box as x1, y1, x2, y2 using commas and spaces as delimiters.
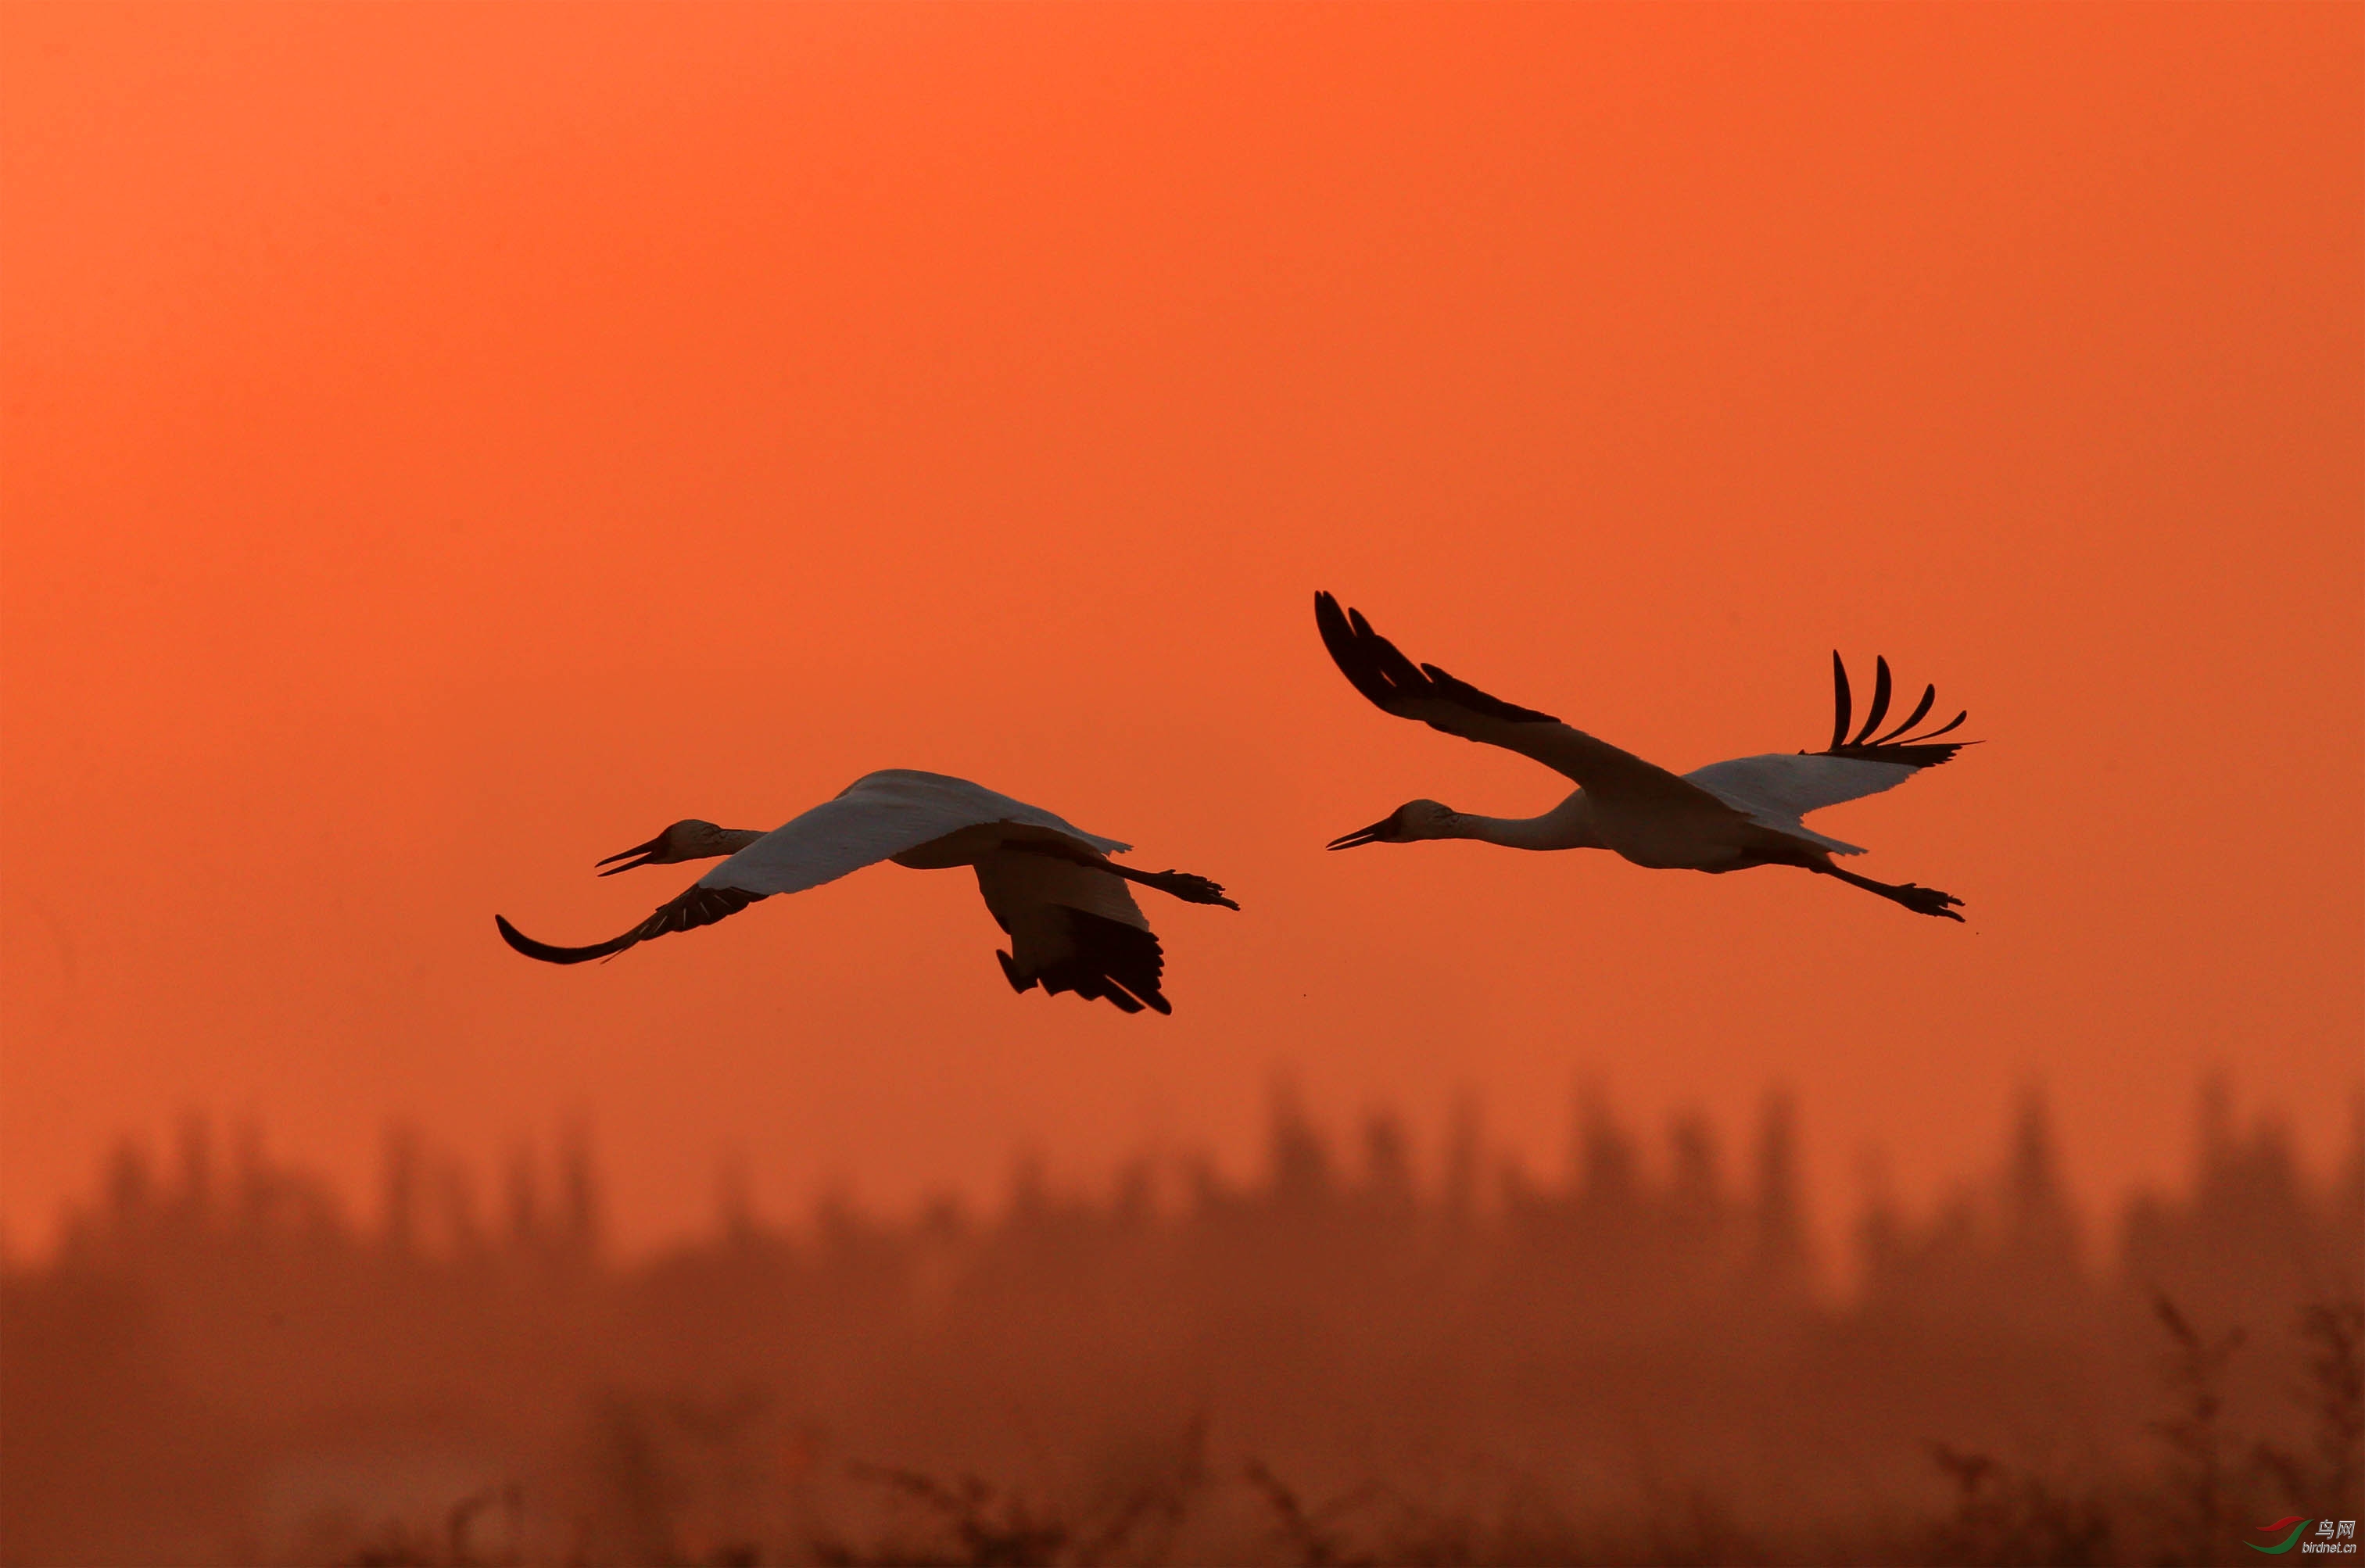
1315, 592, 1974, 920
496, 769, 1237, 1014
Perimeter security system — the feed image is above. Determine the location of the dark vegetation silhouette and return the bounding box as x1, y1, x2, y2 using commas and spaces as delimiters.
2, 1084, 2357, 1566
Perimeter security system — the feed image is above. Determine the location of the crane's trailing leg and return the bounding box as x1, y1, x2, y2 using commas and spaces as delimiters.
1008, 840, 1239, 909
1112, 867, 1239, 909
1808, 861, 1965, 922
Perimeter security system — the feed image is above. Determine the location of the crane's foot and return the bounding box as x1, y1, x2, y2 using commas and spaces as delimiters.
1811, 861, 1965, 922
1893, 882, 1966, 921
1136, 869, 1240, 909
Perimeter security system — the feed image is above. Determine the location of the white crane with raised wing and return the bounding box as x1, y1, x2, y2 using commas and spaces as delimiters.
1315, 592, 1973, 920
496, 770, 1237, 1013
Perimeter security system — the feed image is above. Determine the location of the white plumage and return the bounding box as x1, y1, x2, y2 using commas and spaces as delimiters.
1316, 592, 1975, 920
1682, 753, 1925, 856
699, 771, 1131, 897
496, 770, 1236, 1015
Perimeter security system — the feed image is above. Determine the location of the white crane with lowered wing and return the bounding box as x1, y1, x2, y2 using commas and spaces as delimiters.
496, 770, 1237, 1014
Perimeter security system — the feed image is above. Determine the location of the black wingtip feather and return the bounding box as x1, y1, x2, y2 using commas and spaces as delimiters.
1821, 656, 1975, 768
496, 913, 630, 965
496, 884, 769, 967
1822, 740, 1972, 768
1013, 909, 1173, 1016
1315, 592, 1399, 711
1851, 656, 1894, 746
1917, 710, 1969, 743
1315, 591, 1559, 726
1872, 682, 1938, 746
1829, 652, 1851, 753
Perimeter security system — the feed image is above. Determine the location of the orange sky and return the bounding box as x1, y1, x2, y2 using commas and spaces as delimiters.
3, 2, 2359, 1258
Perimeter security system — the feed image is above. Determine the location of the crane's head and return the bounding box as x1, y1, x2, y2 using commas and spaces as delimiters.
1326, 799, 1457, 850
596, 818, 741, 875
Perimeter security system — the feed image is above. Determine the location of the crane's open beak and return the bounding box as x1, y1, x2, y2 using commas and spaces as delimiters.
595, 834, 667, 875
1325, 817, 1395, 850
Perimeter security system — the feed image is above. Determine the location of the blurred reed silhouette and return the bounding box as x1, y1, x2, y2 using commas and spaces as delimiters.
2, 1084, 2357, 1566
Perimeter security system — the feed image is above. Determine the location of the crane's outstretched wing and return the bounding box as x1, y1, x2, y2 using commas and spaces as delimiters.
1314, 592, 1747, 820
1684, 654, 1974, 854
496, 770, 1132, 965
700, 770, 1128, 897
975, 850, 1170, 1015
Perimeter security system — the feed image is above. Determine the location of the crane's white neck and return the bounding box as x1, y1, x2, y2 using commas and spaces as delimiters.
1444, 793, 1601, 852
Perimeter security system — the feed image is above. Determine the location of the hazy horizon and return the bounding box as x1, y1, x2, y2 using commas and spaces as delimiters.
6, 1066, 2356, 1564
9, 1069, 2360, 1277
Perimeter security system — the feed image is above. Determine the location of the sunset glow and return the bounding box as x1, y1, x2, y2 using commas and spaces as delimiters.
3, 2, 2358, 1259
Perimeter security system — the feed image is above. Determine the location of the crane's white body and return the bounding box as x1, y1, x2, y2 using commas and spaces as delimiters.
701, 770, 1131, 895
498, 770, 1232, 1013
1683, 753, 1919, 857
1316, 592, 1971, 919
1418, 754, 1918, 862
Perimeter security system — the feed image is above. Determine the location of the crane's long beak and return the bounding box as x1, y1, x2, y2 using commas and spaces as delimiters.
1326, 817, 1394, 850
595, 835, 667, 875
